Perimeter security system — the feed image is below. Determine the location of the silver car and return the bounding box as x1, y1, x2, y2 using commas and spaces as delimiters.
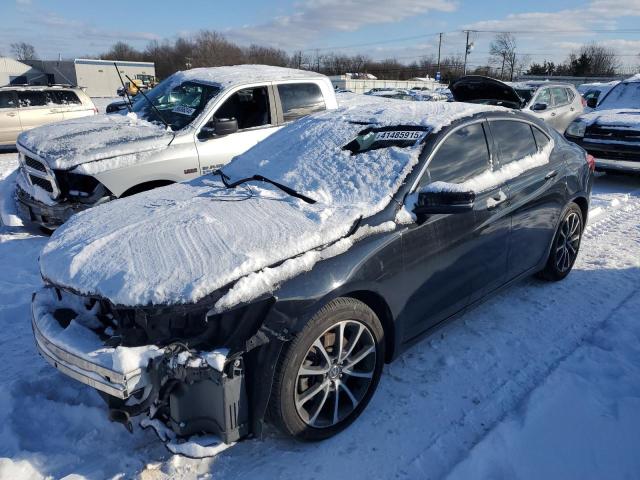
451, 76, 584, 133
0, 85, 97, 146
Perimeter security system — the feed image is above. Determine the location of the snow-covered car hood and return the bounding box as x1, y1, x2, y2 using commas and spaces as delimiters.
39, 99, 504, 308
17, 113, 174, 171
579, 108, 640, 130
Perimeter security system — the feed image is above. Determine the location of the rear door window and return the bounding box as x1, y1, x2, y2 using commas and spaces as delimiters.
277, 83, 326, 122
50, 90, 81, 105
532, 126, 550, 151
17, 91, 47, 107
419, 122, 491, 187
0, 91, 17, 108
490, 120, 538, 164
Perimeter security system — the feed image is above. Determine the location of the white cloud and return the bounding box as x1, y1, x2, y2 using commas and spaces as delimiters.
227, 0, 457, 48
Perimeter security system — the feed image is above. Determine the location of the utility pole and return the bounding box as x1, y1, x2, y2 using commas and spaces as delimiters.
437, 32, 442, 74
463, 30, 470, 75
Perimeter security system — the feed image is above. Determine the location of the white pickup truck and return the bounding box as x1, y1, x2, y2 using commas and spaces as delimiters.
14, 65, 338, 229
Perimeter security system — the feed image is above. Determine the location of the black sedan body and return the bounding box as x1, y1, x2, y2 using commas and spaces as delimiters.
32, 103, 593, 444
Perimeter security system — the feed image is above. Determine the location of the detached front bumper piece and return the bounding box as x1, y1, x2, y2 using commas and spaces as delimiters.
31, 287, 249, 443
16, 185, 89, 229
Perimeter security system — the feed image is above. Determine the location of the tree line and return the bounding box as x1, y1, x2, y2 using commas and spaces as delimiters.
7, 30, 636, 82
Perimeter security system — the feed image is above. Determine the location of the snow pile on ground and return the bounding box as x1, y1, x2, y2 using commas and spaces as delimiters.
40, 101, 500, 307
0, 156, 22, 227
16, 113, 173, 171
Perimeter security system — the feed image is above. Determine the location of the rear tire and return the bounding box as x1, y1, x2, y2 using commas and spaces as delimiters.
268, 297, 385, 441
537, 202, 583, 281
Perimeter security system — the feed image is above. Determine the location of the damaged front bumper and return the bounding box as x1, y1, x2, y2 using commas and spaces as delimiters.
31, 287, 250, 443
16, 184, 91, 230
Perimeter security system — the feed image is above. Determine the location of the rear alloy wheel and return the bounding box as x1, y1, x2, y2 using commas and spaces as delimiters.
538, 203, 583, 281
269, 298, 384, 440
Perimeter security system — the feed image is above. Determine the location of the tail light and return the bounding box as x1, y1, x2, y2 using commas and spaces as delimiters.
586, 153, 595, 172
581, 97, 587, 107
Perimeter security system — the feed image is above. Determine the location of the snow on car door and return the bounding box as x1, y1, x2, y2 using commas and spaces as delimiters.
195, 85, 280, 174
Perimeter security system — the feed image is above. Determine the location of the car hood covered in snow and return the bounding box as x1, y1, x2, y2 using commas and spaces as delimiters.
39, 99, 503, 308
580, 108, 640, 131
17, 113, 174, 171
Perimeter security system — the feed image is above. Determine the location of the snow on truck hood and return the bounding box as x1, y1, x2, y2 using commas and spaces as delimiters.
40, 99, 503, 308
17, 113, 173, 170
580, 109, 640, 130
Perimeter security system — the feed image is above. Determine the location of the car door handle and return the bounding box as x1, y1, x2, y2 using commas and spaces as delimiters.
487, 190, 507, 209
6, 112, 17, 117
544, 170, 558, 180
551, 112, 556, 116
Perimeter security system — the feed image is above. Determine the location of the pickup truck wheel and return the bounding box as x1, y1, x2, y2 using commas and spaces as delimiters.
538, 202, 583, 281
268, 298, 384, 441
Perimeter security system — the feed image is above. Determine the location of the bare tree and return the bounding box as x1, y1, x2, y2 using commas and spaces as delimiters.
489, 33, 517, 80
10, 42, 37, 61
565, 43, 620, 76
100, 41, 143, 61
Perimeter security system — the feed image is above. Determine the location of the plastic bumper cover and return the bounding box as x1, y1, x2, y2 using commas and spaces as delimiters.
16, 185, 89, 229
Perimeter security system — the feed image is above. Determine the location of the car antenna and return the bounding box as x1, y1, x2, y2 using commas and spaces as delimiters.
125, 74, 170, 130
113, 62, 133, 112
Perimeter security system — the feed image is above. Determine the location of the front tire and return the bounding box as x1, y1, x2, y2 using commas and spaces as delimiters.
268, 297, 385, 441
538, 202, 583, 281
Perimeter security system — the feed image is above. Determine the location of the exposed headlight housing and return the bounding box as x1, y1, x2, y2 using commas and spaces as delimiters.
566, 121, 587, 138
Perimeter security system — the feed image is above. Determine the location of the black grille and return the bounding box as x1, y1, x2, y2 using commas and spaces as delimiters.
585, 126, 640, 143
29, 175, 53, 192
587, 149, 640, 162
25, 156, 47, 172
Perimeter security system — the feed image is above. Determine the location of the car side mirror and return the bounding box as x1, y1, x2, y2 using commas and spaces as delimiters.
531, 103, 548, 111
413, 188, 475, 215
586, 97, 598, 109
198, 118, 239, 140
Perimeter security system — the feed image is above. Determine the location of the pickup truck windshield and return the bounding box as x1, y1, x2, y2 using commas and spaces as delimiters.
131, 80, 220, 130
598, 81, 640, 109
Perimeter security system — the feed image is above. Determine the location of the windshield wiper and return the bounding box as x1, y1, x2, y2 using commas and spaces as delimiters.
125, 74, 171, 130
213, 170, 317, 204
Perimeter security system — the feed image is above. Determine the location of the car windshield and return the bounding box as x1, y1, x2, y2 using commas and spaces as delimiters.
130, 79, 220, 130
598, 81, 640, 109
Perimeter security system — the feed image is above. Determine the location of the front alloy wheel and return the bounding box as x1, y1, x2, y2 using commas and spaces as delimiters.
269, 298, 385, 440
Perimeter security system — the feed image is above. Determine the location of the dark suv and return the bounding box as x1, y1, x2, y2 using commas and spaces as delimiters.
565, 74, 640, 173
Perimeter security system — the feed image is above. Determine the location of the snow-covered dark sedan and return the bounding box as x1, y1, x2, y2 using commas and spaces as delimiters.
31, 98, 594, 445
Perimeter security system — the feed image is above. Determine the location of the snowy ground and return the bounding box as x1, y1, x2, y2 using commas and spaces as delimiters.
0, 151, 639, 479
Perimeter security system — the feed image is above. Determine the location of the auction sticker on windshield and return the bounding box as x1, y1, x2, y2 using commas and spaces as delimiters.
374, 130, 426, 141
172, 105, 196, 116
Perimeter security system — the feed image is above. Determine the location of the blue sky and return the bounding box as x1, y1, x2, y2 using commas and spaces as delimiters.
1, 0, 640, 68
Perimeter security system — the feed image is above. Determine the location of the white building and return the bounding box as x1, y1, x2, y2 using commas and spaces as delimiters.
0, 57, 47, 86
329, 75, 444, 94
24, 58, 156, 97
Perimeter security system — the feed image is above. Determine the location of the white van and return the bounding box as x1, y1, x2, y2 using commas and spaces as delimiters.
14, 65, 337, 228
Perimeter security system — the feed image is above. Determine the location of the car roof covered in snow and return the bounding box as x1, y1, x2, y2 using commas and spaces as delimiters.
164, 64, 328, 89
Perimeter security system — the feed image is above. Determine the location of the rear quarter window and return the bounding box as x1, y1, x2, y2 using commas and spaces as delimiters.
277, 83, 326, 122
50, 90, 81, 105
490, 120, 538, 164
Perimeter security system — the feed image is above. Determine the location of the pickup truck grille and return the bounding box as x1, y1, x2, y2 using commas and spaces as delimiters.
586, 126, 640, 143
24, 156, 47, 172
19, 149, 60, 198
29, 175, 54, 192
